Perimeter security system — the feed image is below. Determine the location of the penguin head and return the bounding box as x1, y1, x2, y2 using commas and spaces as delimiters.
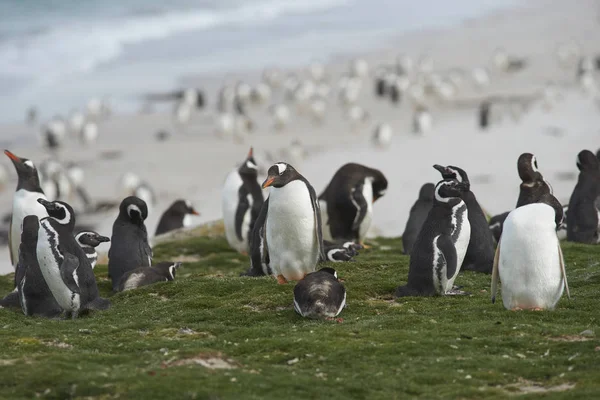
37, 198, 76, 229
576, 150, 599, 172
537, 193, 564, 228
167, 199, 200, 217
238, 147, 258, 178
318, 267, 339, 280
75, 231, 110, 248
153, 261, 182, 281
517, 153, 543, 182
4, 150, 43, 191
21, 215, 40, 245
433, 179, 468, 203
119, 196, 149, 224
418, 183, 435, 201
433, 164, 471, 188
262, 162, 299, 189
370, 170, 388, 202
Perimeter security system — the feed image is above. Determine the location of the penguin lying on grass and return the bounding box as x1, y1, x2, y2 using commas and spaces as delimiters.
155, 200, 200, 236
117, 262, 182, 292
293, 267, 346, 319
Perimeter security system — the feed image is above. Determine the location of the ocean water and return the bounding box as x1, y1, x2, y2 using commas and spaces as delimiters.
0, 0, 516, 124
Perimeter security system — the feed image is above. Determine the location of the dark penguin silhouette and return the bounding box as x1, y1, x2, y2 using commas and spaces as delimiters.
433, 164, 495, 273
402, 183, 435, 255
75, 231, 110, 269
244, 197, 271, 277
395, 180, 471, 297
319, 163, 388, 243
488, 211, 510, 243
155, 199, 199, 236
117, 261, 181, 292
479, 100, 491, 129
567, 150, 600, 244
293, 267, 346, 319
108, 196, 153, 291
516, 153, 552, 207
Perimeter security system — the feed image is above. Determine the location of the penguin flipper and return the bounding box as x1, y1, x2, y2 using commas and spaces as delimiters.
491, 238, 501, 304
434, 234, 457, 294
350, 184, 368, 233
557, 243, 570, 300
234, 187, 250, 241
308, 183, 326, 261
8, 218, 14, 267
59, 253, 80, 295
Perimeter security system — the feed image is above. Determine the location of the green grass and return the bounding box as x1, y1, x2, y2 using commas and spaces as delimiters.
0, 233, 599, 399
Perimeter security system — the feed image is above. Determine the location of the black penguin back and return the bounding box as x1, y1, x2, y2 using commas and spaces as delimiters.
460, 190, 495, 273
567, 150, 600, 243
402, 183, 434, 255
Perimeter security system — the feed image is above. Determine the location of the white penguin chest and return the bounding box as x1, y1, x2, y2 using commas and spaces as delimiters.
450, 201, 470, 268
11, 190, 48, 264
356, 178, 374, 241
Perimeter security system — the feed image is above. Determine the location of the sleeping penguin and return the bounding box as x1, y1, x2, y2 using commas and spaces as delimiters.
566, 150, 600, 244
402, 183, 434, 255
117, 261, 182, 292
108, 196, 153, 291
293, 267, 346, 319
155, 199, 200, 236
319, 163, 388, 244
222, 147, 264, 255
75, 231, 110, 269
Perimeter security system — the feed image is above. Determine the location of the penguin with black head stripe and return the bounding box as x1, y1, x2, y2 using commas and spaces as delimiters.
75, 231, 110, 269
516, 153, 552, 207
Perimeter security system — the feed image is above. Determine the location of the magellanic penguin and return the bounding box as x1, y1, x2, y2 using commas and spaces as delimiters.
4, 150, 49, 269
433, 164, 495, 274
492, 194, 570, 310
262, 163, 325, 284
36, 199, 110, 317
293, 267, 346, 319
402, 183, 435, 255
108, 196, 153, 291
155, 199, 200, 236
75, 231, 110, 269
395, 179, 471, 297
222, 148, 264, 255
488, 211, 510, 243
319, 163, 388, 245
566, 150, 600, 244
117, 262, 182, 292
516, 153, 552, 207
323, 240, 361, 262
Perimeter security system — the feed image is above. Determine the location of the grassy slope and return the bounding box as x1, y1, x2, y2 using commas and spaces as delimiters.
0, 233, 599, 400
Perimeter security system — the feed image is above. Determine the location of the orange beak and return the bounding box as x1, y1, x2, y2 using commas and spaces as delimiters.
247, 147, 253, 158
191, 209, 200, 216
4, 150, 20, 162
262, 176, 275, 189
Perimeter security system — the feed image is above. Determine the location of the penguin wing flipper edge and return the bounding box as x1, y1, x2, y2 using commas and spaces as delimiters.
60, 253, 81, 295
557, 243, 570, 299
491, 238, 501, 303
350, 185, 368, 232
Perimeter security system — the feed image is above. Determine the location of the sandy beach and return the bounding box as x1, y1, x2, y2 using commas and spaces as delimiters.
0, 0, 598, 275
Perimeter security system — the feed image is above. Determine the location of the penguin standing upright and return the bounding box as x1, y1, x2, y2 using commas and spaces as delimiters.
492, 194, 570, 310
566, 150, 600, 244
108, 196, 153, 291
433, 164, 495, 273
155, 199, 200, 236
244, 198, 271, 277
4, 150, 48, 269
402, 183, 435, 255
117, 262, 182, 292
293, 267, 346, 319
262, 163, 325, 284
36, 199, 110, 317
516, 153, 552, 207
222, 148, 264, 254
395, 180, 471, 297
75, 231, 110, 269
319, 163, 388, 244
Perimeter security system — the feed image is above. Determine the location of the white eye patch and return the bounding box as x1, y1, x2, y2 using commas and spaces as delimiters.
53, 204, 71, 225
185, 200, 192, 208
24, 160, 34, 169
246, 160, 257, 170
127, 204, 142, 219
275, 163, 287, 175
531, 156, 539, 172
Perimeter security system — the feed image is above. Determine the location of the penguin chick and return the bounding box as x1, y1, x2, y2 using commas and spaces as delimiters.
293, 267, 346, 319
117, 262, 182, 292
155, 200, 200, 236
75, 231, 110, 269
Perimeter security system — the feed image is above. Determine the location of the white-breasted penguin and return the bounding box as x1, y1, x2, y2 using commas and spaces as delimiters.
293, 267, 346, 319
433, 164, 495, 274
319, 163, 388, 244
492, 194, 570, 310
155, 199, 200, 236
117, 261, 181, 292
261, 163, 325, 284
566, 150, 600, 244
4, 150, 49, 269
75, 231, 110, 269
222, 148, 264, 255
402, 183, 435, 255
108, 196, 153, 291
395, 179, 471, 297
36, 199, 110, 317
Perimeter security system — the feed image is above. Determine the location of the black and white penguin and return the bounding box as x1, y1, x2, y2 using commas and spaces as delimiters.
244, 198, 271, 277
516, 153, 552, 207
262, 162, 325, 284
117, 261, 181, 292
402, 183, 435, 255
75, 231, 110, 269
4, 150, 48, 269
395, 179, 471, 297
155, 199, 200, 236
323, 240, 361, 262
36, 199, 110, 317
293, 267, 346, 319
108, 196, 153, 291
433, 164, 495, 273
222, 148, 264, 254
488, 211, 510, 243
319, 163, 388, 244
566, 150, 600, 244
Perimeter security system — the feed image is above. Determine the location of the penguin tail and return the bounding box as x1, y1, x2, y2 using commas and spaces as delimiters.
0, 291, 20, 308
86, 297, 111, 311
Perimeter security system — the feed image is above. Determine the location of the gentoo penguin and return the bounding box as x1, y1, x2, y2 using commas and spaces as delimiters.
402, 183, 435, 255
395, 179, 471, 297
319, 163, 388, 244
516, 153, 552, 207
433, 164, 495, 273
36, 199, 110, 317
4, 150, 48, 269
293, 267, 346, 319
488, 211, 510, 243
16, 215, 63, 317
222, 148, 264, 254
566, 150, 600, 244
245, 197, 271, 277
262, 162, 325, 284
491, 195, 570, 310
155, 199, 200, 236
117, 262, 181, 292
108, 196, 153, 291
75, 231, 110, 269
372, 123, 393, 149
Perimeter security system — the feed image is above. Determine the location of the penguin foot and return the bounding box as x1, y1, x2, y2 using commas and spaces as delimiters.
325, 317, 344, 323
532, 307, 545, 311
276, 275, 288, 285
360, 243, 372, 250
511, 307, 523, 311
